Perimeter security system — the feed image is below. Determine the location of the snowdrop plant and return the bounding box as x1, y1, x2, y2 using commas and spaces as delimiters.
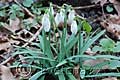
41, 14, 51, 32
12, 4, 108, 80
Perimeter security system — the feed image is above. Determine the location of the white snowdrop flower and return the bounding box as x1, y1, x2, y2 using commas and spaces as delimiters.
71, 20, 78, 35
55, 13, 60, 26
68, 10, 75, 25
59, 9, 65, 22
55, 9, 65, 26
42, 14, 51, 32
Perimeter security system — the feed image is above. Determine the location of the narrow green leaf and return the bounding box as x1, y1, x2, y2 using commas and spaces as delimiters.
58, 72, 65, 80
86, 73, 120, 77
66, 35, 78, 53
42, 31, 55, 66
81, 30, 105, 54
56, 60, 67, 67
66, 71, 77, 80
38, 35, 44, 50
30, 70, 46, 80
58, 29, 67, 62
22, 56, 55, 62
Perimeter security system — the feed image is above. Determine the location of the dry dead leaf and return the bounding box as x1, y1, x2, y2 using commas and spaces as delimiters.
0, 33, 11, 51
9, 17, 21, 32
102, 77, 117, 80
0, 65, 15, 80
83, 59, 109, 69
0, 42, 11, 51
73, 65, 80, 80
101, 15, 120, 39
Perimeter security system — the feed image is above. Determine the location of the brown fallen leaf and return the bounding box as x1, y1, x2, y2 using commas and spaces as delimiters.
73, 64, 80, 80
9, 17, 21, 32
0, 33, 11, 51
101, 15, 120, 40
0, 65, 15, 80
83, 59, 109, 69
0, 42, 11, 51
102, 77, 117, 80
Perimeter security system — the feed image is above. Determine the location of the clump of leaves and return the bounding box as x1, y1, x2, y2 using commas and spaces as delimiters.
22, 18, 38, 30
9, 4, 24, 19
12, 4, 106, 80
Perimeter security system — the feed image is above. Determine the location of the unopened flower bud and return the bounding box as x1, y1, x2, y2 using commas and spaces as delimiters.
68, 10, 75, 25
71, 20, 78, 35
42, 14, 51, 32
55, 9, 65, 26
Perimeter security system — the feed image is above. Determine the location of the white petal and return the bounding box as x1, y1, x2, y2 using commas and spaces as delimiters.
71, 21, 78, 35
42, 14, 51, 32
68, 10, 75, 24
55, 13, 60, 26
55, 9, 65, 26
59, 9, 65, 23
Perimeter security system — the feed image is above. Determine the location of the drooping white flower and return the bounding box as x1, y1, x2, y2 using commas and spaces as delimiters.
55, 9, 65, 26
55, 13, 60, 26
68, 10, 75, 25
59, 9, 65, 22
71, 20, 78, 35
42, 14, 51, 32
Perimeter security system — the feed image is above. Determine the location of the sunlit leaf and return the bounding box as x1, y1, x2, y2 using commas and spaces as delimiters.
23, 0, 34, 7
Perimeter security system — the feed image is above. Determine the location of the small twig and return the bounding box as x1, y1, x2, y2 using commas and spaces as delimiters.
22, 25, 43, 47
73, 4, 100, 9
53, 3, 100, 10
53, 4, 61, 9
101, 5, 107, 19
13, 0, 35, 18
0, 57, 12, 65
10, 35, 29, 43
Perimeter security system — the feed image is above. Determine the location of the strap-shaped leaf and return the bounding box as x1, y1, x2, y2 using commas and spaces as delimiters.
81, 30, 105, 54
58, 72, 65, 80
30, 70, 46, 80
